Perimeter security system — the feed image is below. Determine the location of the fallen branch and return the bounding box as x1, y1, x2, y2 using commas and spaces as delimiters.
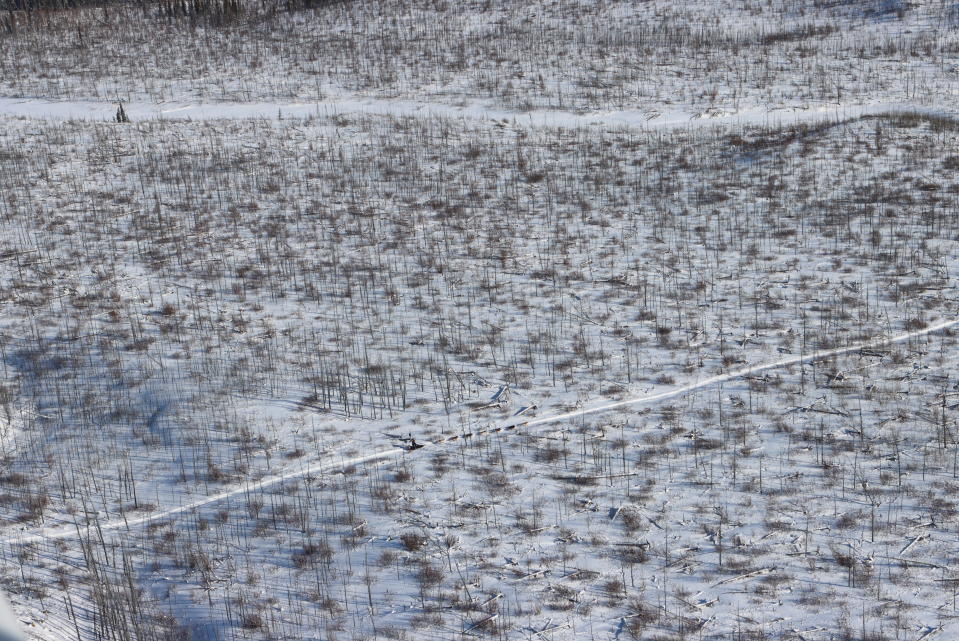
900, 532, 928, 556
712, 567, 774, 587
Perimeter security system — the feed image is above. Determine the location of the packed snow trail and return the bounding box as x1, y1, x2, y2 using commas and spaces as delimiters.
3, 316, 956, 546
522, 317, 959, 428
0, 95, 950, 130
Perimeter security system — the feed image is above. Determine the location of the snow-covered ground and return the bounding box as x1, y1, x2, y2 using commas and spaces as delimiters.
8, 313, 956, 550
1, 1, 959, 640
0, 95, 949, 131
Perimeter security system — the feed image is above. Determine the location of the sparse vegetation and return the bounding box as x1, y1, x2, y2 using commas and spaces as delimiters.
0, 1, 957, 640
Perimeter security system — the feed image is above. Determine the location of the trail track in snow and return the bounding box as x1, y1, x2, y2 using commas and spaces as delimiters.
5, 316, 957, 546
0, 95, 947, 130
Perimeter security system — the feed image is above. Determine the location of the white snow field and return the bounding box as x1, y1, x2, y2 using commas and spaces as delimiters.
7, 314, 957, 549
0, 95, 944, 131
1, 1, 959, 640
